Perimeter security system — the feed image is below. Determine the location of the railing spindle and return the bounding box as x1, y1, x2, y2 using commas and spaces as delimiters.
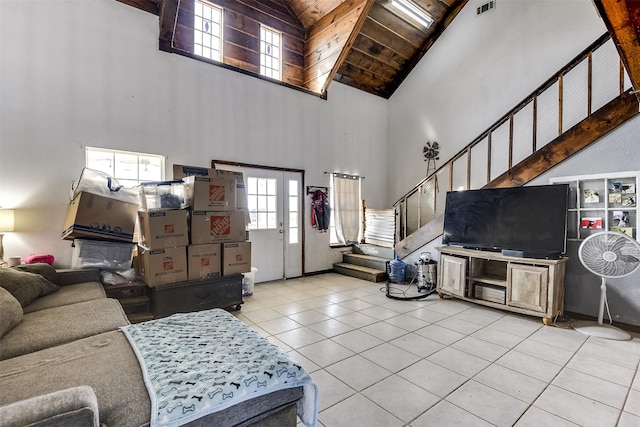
558, 74, 564, 136
532, 96, 538, 152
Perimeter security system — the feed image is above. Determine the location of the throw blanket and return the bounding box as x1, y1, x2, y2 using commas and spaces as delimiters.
120, 309, 318, 427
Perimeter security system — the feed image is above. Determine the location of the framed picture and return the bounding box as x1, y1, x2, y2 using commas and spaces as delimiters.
581, 217, 602, 229
583, 189, 599, 203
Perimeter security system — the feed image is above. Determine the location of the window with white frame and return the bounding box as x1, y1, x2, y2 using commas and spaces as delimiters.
85, 147, 165, 187
194, 1, 223, 62
247, 176, 277, 230
260, 25, 281, 80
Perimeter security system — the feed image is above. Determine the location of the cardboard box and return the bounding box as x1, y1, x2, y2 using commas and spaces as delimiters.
222, 241, 252, 275
184, 175, 236, 211
61, 192, 138, 242
71, 239, 135, 270
173, 164, 216, 179
215, 170, 248, 211
138, 246, 188, 287
138, 209, 189, 249
190, 210, 246, 244
187, 244, 221, 280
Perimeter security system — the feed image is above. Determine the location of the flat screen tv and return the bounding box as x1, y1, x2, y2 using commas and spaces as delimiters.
442, 184, 569, 259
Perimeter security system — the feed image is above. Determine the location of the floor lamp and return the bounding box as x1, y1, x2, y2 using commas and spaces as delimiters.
0, 209, 15, 265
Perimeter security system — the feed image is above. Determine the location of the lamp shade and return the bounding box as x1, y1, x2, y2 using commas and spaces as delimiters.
0, 209, 15, 232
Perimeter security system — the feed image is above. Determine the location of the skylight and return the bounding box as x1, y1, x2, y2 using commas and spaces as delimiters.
389, 0, 434, 29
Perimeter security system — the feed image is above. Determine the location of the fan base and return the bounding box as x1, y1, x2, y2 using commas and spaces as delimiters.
571, 321, 631, 341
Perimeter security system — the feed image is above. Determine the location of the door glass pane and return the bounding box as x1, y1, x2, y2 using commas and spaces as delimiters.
288, 179, 299, 245
247, 176, 277, 230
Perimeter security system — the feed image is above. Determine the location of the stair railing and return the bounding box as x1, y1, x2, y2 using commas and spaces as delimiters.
394, 33, 632, 244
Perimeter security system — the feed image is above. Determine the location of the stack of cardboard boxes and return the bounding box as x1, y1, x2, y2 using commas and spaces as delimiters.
62, 166, 252, 291
136, 164, 251, 288
61, 170, 139, 270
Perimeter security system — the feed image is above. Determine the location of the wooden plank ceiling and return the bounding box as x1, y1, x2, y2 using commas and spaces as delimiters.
118, 0, 639, 99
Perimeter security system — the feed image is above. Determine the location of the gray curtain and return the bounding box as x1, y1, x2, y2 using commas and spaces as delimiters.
333, 176, 360, 245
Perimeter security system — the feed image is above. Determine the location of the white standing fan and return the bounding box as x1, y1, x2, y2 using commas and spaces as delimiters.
572, 231, 640, 340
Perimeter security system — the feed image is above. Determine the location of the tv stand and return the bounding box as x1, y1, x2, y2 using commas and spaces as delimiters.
436, 246, 567, 325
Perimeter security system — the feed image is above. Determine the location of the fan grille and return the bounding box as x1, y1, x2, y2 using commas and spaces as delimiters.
579, 232, 640, 278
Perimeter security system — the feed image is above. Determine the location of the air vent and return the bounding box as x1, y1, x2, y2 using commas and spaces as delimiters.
477, 0, 496, 16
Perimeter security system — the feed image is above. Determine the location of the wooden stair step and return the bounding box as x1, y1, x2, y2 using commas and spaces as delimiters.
333, 262, 386, 282
342, 253, 390, 270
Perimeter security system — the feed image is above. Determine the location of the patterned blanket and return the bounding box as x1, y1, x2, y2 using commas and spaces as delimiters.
120, 309, 318, 427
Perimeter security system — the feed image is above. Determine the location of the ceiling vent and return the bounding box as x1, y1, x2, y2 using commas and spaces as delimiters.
477, 0, 496, 16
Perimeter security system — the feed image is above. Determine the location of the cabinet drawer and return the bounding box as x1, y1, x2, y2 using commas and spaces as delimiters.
150, 275, 242, 318
104, 282, 148, 299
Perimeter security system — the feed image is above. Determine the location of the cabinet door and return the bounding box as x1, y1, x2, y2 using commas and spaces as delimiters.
439, 254, 467, 297
507, 264, 548, 313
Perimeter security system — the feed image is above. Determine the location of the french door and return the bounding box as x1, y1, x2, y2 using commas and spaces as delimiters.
216, 164, 303, 283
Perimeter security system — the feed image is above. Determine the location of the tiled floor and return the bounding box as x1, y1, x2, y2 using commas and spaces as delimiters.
233, 273, 640, 427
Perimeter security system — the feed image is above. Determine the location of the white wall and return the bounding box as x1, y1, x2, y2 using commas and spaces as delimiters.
387, 0, 640, 325
387, 0, 607, 204
0, 0, 389, 273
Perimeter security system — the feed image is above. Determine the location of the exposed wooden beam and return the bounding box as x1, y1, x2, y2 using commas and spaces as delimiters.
303, 0, 375, 95
116, 0, 160, 15
389, 0, 467, 94
159, 0, 179, 51
595, 0, 640, 92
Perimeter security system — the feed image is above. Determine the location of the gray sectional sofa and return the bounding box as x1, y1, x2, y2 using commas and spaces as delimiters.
0, 264, 304, 427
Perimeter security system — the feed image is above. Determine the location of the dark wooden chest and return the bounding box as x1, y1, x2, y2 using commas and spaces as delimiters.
149, 274, 243, 318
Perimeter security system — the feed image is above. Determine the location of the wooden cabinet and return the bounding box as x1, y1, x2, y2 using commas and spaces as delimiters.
437, 246, 567, 324
439, 254, 467, 297
506, 264, 548, 312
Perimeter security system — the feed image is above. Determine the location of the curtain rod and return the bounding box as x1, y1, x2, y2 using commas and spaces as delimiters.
324, 172, 365, 180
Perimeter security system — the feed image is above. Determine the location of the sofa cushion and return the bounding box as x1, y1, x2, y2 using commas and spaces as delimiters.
0, 287, 22, 338
23, 281, 106, 314
0, 298, 129, 360
12, 263, 60, 285
0, 331, 151, 427
0, 268, 59, 307
0, 331, 304, 427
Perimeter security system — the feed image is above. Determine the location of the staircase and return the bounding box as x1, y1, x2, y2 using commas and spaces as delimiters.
333, 33, 638, 280
394, 33, 639, 259
333, 243, 393, 282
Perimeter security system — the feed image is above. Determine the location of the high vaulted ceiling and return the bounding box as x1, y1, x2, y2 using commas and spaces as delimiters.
120, 0, 639, 99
